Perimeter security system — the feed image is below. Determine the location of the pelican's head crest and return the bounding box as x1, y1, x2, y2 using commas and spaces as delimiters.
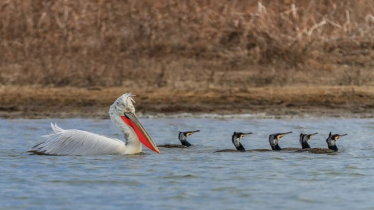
110, 93, 136, 116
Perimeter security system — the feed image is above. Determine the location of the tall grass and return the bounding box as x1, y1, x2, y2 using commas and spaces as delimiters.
0, 0, 373, 88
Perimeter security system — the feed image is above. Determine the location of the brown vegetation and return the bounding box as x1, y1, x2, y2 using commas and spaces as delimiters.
0, 0, 373, 88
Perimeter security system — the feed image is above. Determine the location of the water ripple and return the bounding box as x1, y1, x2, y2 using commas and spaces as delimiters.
1, 118, 374, 210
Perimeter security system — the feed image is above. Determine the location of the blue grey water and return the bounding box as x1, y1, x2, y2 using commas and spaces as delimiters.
1, 117, 374, 210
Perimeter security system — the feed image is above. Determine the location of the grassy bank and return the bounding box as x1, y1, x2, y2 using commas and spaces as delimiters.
0, 0, 373, 88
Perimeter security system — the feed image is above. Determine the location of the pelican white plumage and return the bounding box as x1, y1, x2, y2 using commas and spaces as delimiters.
28, 93, 160, 156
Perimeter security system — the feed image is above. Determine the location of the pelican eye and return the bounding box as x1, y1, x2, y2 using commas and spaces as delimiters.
126, 108, 131, 113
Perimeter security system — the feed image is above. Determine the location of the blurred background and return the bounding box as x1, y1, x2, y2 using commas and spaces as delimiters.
1, 0, 373, 89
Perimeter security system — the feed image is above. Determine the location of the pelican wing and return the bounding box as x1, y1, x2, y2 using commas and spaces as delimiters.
29, 123, 125, 156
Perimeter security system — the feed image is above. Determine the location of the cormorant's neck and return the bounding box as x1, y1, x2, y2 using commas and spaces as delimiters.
327, 139, 338, 151
301, 141, 311, 149
181, 140, 192, 147
232, 137, 245, 152
179, 133, 192, 146
272, 144, 282, 150
236, 143, 246, 152
328, 145, 338, 151
269, 136, 281, 151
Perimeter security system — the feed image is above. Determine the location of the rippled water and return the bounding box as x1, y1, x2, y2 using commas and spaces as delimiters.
1, 117, 374, 210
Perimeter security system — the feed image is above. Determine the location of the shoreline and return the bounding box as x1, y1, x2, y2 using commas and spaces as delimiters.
1, 86, 374, 119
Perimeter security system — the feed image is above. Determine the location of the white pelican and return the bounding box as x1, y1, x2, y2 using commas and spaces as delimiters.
28, 93, 160, 155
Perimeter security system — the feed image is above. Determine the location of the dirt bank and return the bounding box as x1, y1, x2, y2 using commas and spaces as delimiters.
1, 86, 374, 119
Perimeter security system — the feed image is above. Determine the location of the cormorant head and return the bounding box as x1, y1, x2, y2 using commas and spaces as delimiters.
326, 132, 347, 151
232, 132, 253, 152
178, 130, 200, 146
269, 131, 293, 150
299, 132, 318, 149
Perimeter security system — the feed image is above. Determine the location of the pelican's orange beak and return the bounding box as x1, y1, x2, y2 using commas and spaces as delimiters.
122, 113, 160, 154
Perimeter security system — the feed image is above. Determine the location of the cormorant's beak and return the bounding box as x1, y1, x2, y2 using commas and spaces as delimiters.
122, 112, 160, 154
278, 131, 293, 139
243, 132, 253, 136
309, 132, 318, 137
184, 130, 200, 137
188, 130, 200, 135
338, 134, 348, 137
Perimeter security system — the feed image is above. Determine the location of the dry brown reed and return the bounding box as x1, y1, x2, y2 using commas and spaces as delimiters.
0, 0, 373, 88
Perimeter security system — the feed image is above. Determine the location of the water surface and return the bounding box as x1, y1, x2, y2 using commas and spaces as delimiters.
1, 117, 374, 210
